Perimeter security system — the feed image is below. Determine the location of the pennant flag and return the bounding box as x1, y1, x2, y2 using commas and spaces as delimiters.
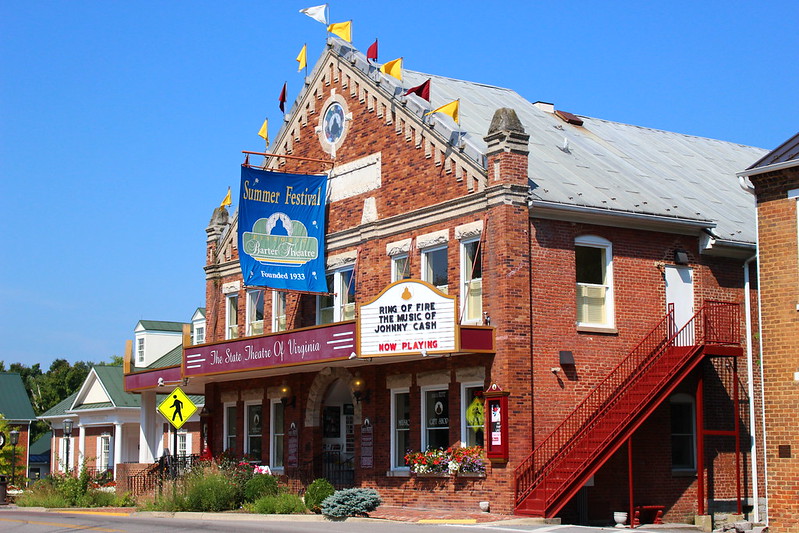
405, 78, 431, 101
258, 118, 268, 142
367, 39, 378, 61
296, 44, 307, 71
380, 57, 402, 81
220, 187, 232, 208
425, 99, 459, 124
279, 82, 287, 113
299, 4, 327, 25
327, 20, 352, 42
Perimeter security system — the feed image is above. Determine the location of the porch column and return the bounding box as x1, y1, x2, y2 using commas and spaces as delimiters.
114, 422, 123, 480
139, 391, 158, 462
78, 424, 86, 467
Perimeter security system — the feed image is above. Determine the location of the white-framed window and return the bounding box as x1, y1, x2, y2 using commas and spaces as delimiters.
177, 428, 189, 457
97, 434, 111, 471
461, 382, 485, 447
226, 294, 239, 339
670, 393, 696, 471
317, 267, 355, 324
390, 389, 411, 470
245, 402, 263, 460
575, 235, 614, 327
421, 386, 450, 451
58, 436, 71, 472
460, 239, 483, 323
270, 399, 285, 470
272, 291, 287, 332
246, 289, 265, 336
422, 246, 448, 293
136, 338, 145, 365
192, 325, 205, 345
224, 403, 237, 451
391, 254, 410, 282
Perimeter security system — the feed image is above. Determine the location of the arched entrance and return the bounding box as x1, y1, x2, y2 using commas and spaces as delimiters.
320, 378, 355, 487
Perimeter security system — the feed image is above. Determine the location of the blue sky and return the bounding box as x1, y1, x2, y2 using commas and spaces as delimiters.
1, 1, 796, 368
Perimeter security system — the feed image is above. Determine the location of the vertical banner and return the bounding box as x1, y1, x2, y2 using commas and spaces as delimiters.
238, 166, 328, 292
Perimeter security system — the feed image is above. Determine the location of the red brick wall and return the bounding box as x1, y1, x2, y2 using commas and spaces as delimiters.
751, 165, 799, 532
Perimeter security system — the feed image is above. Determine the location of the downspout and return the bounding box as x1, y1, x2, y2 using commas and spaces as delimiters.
739, 174, 768, 525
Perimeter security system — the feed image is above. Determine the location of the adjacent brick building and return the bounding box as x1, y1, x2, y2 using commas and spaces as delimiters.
127, 39, 769, 525
739, 133, 799, 533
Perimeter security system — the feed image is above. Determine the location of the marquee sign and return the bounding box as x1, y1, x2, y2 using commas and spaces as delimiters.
183, 322, 355, 377
238, 166, 329, 293
358, 279, 457, 357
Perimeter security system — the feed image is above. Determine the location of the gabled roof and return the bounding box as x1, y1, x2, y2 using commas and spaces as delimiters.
747, 131, 799, 170
281, 40, 767, 246
0, 373, 36, 421
136, 320, 186, 333
192, 308, 206, 320
29, 431, 52, 455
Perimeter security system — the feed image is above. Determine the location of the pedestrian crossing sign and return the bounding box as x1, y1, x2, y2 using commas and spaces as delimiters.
158, 387, 197, 429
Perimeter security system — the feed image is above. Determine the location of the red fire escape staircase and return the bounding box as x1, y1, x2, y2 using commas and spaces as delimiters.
514, 301, 742, 517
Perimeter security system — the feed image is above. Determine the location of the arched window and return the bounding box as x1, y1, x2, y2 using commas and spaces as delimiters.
575, 235, 614, 328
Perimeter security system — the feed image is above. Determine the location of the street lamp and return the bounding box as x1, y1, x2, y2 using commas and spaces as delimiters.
63, 420, 74, 474
9, 430, 19, 486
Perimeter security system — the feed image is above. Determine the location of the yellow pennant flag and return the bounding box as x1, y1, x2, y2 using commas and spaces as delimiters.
379, 57, 403, 81
425, 99, 460, 124
220, 187, 232, 208
296, 44, 307, 71
327, 20, 351, 42
258, 118, 268, 142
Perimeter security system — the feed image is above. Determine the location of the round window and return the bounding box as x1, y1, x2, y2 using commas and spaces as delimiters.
322, 102, 346, 144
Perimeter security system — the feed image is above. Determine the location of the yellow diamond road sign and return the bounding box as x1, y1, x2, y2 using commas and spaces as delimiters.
158, 387, 197, 430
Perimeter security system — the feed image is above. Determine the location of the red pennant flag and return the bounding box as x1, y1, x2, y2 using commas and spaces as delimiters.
279, 82, 287, 113
404, 79, 431, 102
367, 39, 378, 62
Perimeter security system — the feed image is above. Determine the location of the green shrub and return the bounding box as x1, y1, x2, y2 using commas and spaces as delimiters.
243, 474, 279, 502
320, 488, 381, 518
304, 478, 335, 513
251, 493, 306, 514
183, 471, 239, 512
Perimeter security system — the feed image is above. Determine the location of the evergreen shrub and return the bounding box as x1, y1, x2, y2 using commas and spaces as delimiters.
320, 488, 381, 518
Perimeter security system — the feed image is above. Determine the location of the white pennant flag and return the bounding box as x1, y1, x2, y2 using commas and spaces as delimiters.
299, 4, 328, 25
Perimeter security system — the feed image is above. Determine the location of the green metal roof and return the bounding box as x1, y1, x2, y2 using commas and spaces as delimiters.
72, 402, 114, 410
146, 345, 183, 370
0, 373, 36, 421
29, 432, 52, 455
92, 366, 141, 408
137, 320, 186, 332
39, 391, 78, 418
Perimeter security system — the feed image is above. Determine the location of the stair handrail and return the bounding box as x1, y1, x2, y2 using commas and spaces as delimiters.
514, 300, 740, 505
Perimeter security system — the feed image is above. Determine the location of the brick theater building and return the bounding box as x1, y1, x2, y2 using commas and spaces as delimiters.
126, 39, 769, 525
738, 133, 799, 533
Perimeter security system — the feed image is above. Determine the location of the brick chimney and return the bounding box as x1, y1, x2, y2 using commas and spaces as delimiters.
484, 107, 530, 187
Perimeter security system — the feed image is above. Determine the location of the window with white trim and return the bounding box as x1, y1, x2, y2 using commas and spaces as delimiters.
98, 434, 111, 471
245, 402, 263, 460
421, 386, 450, 450
224, 403, 237, 451
226, 294, 239, 339
246, 289, 265, 336
391, 389, 410, 470
58, 437, 70, 472
670, 393, 696, 471
136, 338, 145, 365
575, 235, 614, 327
270, 399, 285, 470
272, 291, 287, 332
460, 239, 483, 323
461, 383, 484, 447
391, 254, 410, 282
192, 325, 205, 345
317, 267, 355, 324
177, 428, 188, 457
422, 246, 448, 293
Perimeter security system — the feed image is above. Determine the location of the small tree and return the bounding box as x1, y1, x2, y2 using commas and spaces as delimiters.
0, 415, 12, 478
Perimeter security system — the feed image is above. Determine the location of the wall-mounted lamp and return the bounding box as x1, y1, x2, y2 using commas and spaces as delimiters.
559, 350, 575, 366
199, 406, 211, 418
674, 250, 689, 265
550, 367, 562, 374
280, 384, 296, 408
348, 352, 358, 360
351, 376, 371, 404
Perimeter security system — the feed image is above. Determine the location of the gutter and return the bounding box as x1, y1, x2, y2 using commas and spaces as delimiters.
737, 158, 799, 179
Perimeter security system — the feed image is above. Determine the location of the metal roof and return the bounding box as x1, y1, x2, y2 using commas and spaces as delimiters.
305, 40, 768, 246
137, 320, 186, 332
747, 131, 799, 170
0, 373, 36, 421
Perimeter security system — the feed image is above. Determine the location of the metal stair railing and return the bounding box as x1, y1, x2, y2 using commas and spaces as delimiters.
514, 301, 740, 511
